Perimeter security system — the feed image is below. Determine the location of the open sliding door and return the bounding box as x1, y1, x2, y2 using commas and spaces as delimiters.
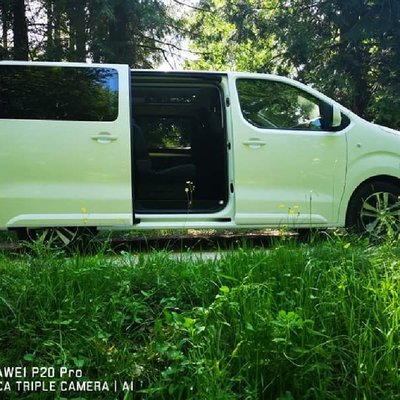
0, 62, 133, 230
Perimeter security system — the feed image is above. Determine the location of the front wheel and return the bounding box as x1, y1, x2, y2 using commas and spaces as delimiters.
346, 181, 400, 238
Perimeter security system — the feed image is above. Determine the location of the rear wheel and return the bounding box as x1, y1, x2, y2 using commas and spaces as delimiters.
18, 226, 96, 249
346, 181, 400, 238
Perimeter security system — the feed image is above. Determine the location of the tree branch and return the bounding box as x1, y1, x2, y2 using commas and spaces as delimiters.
138, 32, 209, 55
169, 0, 210, 12
136, 42, 209, 62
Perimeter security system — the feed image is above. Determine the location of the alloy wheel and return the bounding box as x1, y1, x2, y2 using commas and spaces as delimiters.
360, 191, 400, 238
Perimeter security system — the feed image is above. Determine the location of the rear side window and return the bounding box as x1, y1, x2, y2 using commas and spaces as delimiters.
137, 116, 193, 150
0, 65, 118, 121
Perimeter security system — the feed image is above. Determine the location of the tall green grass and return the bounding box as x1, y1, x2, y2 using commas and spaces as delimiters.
0, 235, 399, 399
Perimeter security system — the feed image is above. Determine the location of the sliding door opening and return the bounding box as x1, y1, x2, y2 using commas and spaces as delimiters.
132, 74, 228, 213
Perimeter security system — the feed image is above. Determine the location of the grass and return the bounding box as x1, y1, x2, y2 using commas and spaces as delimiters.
0, 233, 399, 399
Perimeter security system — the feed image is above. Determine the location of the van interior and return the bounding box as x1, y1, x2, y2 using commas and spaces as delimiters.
131, 73, 228, 213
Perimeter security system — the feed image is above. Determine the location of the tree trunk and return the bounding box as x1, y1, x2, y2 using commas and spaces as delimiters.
45, 0, 54, 58
337, 13, 370, 117
68, 0, 87, 61
109, 1, 129, 63
12, 0, 28, 60
1, 0, 11, 57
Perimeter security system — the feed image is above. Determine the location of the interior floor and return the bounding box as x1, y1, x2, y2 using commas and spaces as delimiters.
132, 74, 228, 213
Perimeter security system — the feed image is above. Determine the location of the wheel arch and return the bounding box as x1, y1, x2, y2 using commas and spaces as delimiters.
344, 174, 400, 226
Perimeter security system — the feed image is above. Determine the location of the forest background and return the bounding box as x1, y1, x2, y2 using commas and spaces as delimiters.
0, 0, 399, 129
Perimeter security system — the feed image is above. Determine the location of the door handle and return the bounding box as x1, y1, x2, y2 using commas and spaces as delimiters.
91, 133, 118, 144
243, 138, 267, 149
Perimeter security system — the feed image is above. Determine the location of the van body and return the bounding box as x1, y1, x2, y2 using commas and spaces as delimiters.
0, 61, 399, 242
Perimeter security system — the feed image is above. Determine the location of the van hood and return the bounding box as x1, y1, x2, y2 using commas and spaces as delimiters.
375, 124, 400, 137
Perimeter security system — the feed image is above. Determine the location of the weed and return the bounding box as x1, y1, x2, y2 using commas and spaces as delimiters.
0, 236, 399, 398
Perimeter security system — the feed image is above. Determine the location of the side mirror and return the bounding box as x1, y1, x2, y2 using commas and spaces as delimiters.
319, 101, 342, 130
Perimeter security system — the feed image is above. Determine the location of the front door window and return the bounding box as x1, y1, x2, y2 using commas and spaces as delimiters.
236, 79, 345, 131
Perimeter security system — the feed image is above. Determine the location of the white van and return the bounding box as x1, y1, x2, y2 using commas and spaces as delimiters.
0, 61, 399, 245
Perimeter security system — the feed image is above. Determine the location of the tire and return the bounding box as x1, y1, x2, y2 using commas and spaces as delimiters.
346, 181, 400, 238
296, 228, 320, 242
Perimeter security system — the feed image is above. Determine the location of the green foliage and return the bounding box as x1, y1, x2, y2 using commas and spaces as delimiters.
0, 236, 400, 398
185, 0, 279, 72
187, 0, 400, 129
0, 0, 183, 67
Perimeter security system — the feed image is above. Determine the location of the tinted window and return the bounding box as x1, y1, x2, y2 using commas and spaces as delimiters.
0, 65, 118, 121
237, 79, 335, 131
137, 116, 192, 150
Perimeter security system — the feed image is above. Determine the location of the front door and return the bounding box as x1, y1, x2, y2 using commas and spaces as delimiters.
230, 75, 348, 227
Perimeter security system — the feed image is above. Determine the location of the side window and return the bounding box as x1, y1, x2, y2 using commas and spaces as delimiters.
137, 117, 192, 150
236, 78, 336, 131
0, 65, 118, 121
